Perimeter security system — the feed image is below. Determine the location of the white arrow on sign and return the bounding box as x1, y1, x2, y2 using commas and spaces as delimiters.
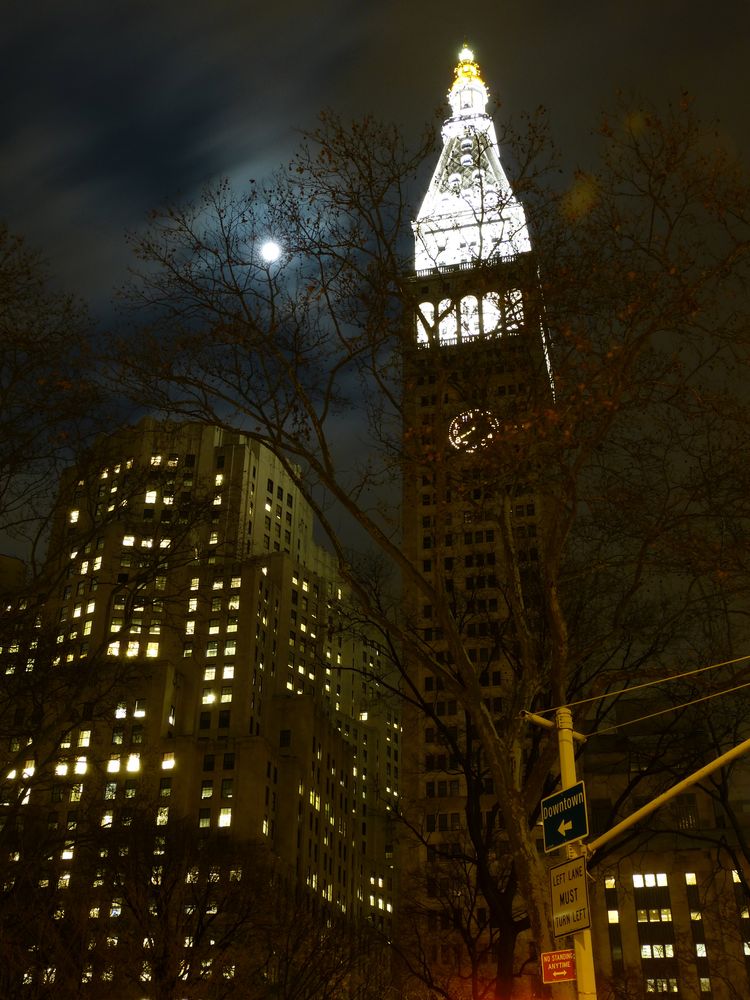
551, 970, 569, 978
557, 818, 573, 837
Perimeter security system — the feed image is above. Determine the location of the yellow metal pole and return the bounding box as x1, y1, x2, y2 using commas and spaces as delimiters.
556, 707, 597, 1000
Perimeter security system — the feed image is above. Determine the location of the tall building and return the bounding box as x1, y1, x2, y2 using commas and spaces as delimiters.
399, 44, 552, 1000
0, 418, 398, 994
398, 46, 750, 1000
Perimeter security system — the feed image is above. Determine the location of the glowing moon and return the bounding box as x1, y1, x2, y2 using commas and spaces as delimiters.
260, 240, 281, 263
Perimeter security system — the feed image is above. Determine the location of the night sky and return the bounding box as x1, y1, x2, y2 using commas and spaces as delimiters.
2, 0, 749, 315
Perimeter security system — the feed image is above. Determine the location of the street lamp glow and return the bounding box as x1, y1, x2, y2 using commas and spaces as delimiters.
260, 240, 281, 263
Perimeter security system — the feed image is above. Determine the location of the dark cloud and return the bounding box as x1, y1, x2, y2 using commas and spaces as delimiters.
2, 0, 748, 312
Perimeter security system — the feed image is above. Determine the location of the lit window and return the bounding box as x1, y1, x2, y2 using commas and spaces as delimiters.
202, 689, 216, 705
115, 702, 127, 719
162, 753, 175, 770
146, 642, 159, 658
220, 687, 232, 703
78, 730, 91, 748
156, 807, 169, 826
74, 756, 88, 775
108, 756, 120, 773
218, 808, 232, 828
222, 664, 234, 679
696, 943, 707, 957
206, 642, 218, 658
201, 781, 213, 799
69, 509, 79, 524
204, 666, 216, 680
126, 753, 140, 772
134, 699, 145, 717
122, 535, 135, 547
190, 577, 200, 591
607, 910, 619, 924
145, 490, 157, 504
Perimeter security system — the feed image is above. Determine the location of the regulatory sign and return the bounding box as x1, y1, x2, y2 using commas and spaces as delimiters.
541, 780, 588, 852
549, 855, 591, 937
541, 949, 576, 984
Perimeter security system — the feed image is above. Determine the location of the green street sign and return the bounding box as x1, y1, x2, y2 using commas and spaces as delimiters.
541, 781, 588, 852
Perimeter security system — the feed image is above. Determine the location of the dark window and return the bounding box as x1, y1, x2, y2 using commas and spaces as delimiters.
203, 754, 215, 771
199, 712, 211, 730
280, 729, 292, 748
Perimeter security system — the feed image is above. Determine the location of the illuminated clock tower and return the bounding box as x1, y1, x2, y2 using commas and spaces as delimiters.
400, 46, 551, 991
403, 44, 549, 578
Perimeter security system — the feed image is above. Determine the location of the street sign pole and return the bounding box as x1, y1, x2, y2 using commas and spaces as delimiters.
557, 706, 597, 1000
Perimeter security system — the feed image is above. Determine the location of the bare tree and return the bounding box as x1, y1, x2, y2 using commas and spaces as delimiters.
0, 224, 105, 562
114, 99, 750, 995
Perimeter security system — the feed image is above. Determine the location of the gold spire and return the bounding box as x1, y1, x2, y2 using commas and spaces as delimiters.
451, 45, 484, 92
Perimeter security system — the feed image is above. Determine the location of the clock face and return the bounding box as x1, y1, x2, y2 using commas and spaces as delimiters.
448, 409, 499, 452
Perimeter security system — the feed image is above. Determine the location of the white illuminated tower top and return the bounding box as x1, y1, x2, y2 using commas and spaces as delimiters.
413, 46, 531, 273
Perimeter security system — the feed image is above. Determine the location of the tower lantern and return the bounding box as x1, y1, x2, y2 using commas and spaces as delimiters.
448, 46, 488, 118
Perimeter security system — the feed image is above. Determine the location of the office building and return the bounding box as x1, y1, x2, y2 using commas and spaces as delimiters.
0, 418, 398, 994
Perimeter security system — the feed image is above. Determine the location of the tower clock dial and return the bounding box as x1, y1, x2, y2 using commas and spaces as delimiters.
448, 409, 499, 452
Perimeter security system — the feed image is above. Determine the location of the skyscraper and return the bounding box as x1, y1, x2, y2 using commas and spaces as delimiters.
399, 44, 552, 1000
0, 417, 398, 994
398, 46, 750, 1000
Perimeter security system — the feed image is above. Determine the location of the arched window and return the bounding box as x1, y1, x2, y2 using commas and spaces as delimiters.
460, 295, 480, 341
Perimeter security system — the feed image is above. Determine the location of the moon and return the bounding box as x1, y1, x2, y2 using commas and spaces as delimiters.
260, 240, 281, 263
